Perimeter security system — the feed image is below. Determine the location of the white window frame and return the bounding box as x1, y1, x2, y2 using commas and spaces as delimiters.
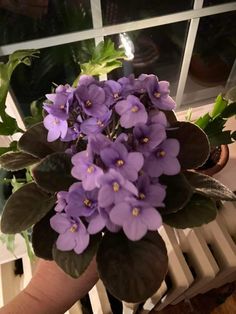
0, 0, 236, 110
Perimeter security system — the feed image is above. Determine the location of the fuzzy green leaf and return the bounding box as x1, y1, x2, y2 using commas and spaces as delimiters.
194, 113, 211, 130
18, 122, 69, 158
163, 194, 217, 229
167, 122, 210, 169
1, 182, 55, 234
184, 171, 236, 201
221, 102, 236, 118
0, 151, 39, 171
211, 94, 228, 118
0, 141, 17, 156
53, 235, 101, 278
32, 152, 76, 193
97, 231, 168, 302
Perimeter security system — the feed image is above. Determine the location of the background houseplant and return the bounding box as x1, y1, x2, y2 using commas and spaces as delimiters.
0, 43, 236, 303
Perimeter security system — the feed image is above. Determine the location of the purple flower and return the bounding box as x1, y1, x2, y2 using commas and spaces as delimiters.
71, 151, 104, 191
55, 191, 68, 212
62, 123, 80, 142
144, 139, 181, 177
44, 84, 73, 120
66, 182, 98, 217
149, 110, 168, 127
50, 213, 89, 254
77, 75, 97, 87
87, 207, 120, 235
110, 198, 162, 241
133, 123, 166, 153
115, 95, 148, 128
104, 80, 123, 107
118, 75, 136, 96
100, 142, 144, 181
80, 111, 112, 135
97, 169, 138, 208
43, 114, 68, 142
75, 84, 107, 117
136, 175, 166, 207
142, 75, 176, 110
88, 133, 112, 155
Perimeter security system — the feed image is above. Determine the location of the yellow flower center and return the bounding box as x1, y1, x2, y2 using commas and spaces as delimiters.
97, 120, 104, 127
84, 199, 92, 207
85, 100, 92, 107
60, 104, 65, 109
131, 105, 139, 113
116, 159, 124, 167
113, 182, 120, 192
154, 92, 161, 98
113, 93, 119, 99
87, 165, 95, 173
132, 207, 140, 216
70, 224, 78, 232
53, 118, 60, 125
141, 137, 149, 143
139, 193, 145, 200
157, 150, 166, 158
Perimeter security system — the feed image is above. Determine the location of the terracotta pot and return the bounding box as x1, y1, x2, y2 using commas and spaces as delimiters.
197, 145, 229, 176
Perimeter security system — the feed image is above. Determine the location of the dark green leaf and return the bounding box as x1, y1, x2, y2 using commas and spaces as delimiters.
167, 122, 210, 169
163, 194, 217, 229
221, 102, 236, 118
194, 113, 211, 130
231, 131, 236, 141
53, 235, 101, 278
184, 171, 236, 201
32, 152, 76, 193
208, 130, 233, 147
18, 122, 69, 158
97, 231, 168, 303
204, 117, 226, 138
211, 94, 228, 118
32, 210, 58, 260
0, 115, 19, 135
0, 151, 39, 171
159, 174, 193, 214
1, 182, 55, 234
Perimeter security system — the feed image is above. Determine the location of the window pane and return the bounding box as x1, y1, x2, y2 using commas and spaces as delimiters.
101, 0, 193, 26
106, 21, 190, 97
204, 0, 236, 6
0, 1, 92, 46
7, 39, 94, 116
182, 11, 236, 106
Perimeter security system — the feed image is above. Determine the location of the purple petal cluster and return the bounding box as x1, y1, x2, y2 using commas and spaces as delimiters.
47, 74, 181, 254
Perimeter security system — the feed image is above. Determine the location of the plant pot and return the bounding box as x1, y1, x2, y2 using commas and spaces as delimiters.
197, 145, 229, 176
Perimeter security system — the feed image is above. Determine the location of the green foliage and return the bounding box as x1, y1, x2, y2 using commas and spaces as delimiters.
97, 231, 168, 303
21, 230, 35, 262
53, 235, 101, 278
163, 193, 217, 229
0, 151, 39, 171
0, 50, 39, 135
195, 94, 236, 147
1, 182, 55, 234
32, 152, 76, 193
166, 122, 210, 169
24, 100, 43, 127
73, 40, 126, 85
0, 141, 17, 156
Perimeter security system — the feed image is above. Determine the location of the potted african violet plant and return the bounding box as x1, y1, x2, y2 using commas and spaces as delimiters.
194, 93, 236, 176
0, 42, 236, 304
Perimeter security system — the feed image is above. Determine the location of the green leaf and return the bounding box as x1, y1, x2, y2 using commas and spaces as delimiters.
211, 94, 228, 118
159, 174, 193, 214
53, 235, 101, 278
208, 130, 233, 147
32, 210, 58, 260
194, 113, 211, 130
167, 122, 210, 169
96, 231, 168, 303
11, 176, 25, 193
21, 230, 35, 262
231, 131, 236, 141
18, 122, 69, 158
24, 100, 43, 127
184, 171, 236, 201
0, 50, 39, 134
1, 182, 55, 234
0, 151, 39, 171
73, 40, 126, 84
32, 152, 76, 193
221, 102, 236, 118
163, 194, 217, 229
